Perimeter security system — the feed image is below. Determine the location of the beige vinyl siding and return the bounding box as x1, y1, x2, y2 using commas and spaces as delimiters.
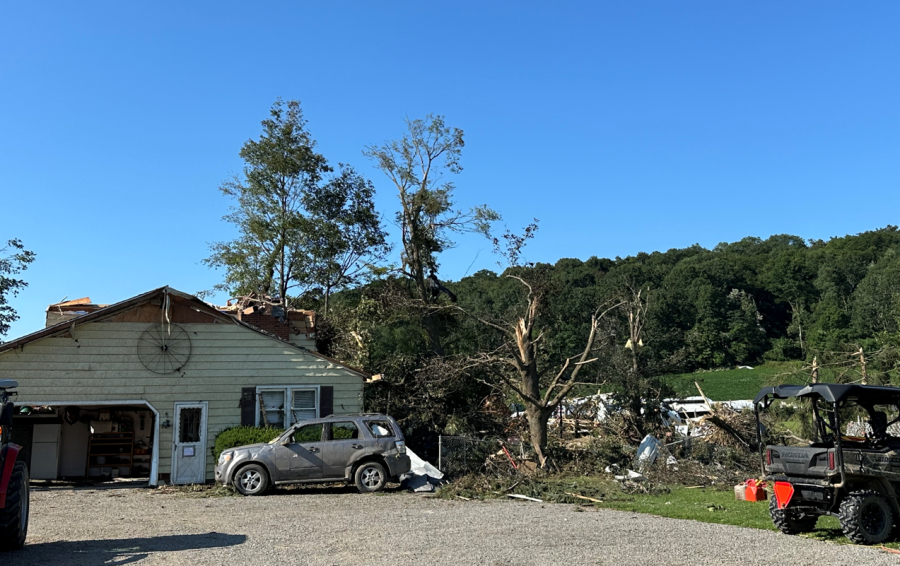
0, 321, 363, 481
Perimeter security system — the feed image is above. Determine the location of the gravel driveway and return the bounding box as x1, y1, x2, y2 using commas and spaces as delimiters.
5, 484, 900, 566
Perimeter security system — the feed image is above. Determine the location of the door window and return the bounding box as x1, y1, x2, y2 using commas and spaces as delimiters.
292, 423, 323, 444
330, 421, 359, 440
179, 407, 202, 442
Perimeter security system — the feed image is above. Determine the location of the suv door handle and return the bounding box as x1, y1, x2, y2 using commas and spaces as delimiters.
351, 444, 363, 449
308, 447, 320, 453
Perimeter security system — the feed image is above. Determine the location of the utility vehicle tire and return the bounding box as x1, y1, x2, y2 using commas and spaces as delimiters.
839, 490, 893, 545
0, 461, 29, 551
354, 462, 386, 493
769, 496, 818, 534
234, 464, 269, 496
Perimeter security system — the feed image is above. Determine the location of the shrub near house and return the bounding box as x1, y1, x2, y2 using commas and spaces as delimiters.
213, 426, 284, 461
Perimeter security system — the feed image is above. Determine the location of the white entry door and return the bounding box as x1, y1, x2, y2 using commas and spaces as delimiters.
171, 402, 208, 485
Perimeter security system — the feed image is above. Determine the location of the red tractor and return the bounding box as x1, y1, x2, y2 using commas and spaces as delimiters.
0, 379, 28, 551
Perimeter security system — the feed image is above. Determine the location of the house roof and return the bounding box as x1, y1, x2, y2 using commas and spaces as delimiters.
0, 286, 368, 379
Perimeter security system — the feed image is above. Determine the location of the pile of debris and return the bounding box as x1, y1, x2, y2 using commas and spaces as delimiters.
438, 382, 765, 492
400, 449, 444, 493
212, 294, 316, 349
541, 382, 757, 449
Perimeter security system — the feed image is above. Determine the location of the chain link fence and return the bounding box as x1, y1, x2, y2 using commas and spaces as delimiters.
438, 435, 529, 477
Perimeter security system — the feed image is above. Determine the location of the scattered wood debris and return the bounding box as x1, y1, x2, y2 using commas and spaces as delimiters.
507, 494, 543, 503
565, 492, 603, 503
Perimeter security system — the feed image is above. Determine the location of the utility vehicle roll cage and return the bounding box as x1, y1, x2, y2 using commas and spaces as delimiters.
753, 384, 900, 482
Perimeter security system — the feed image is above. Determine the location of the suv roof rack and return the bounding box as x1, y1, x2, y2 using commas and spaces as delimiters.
326, 412, 387, 417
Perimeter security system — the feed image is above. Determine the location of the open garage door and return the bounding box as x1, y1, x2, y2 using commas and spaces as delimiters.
10, 400, 160, 486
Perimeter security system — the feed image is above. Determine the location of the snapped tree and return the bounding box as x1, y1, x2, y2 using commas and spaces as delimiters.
0, 239, 35, 337
462, 223, 621, 465
364, 114, 498, 356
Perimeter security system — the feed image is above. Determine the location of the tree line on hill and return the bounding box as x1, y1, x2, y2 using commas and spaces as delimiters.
318, 225, 900, 449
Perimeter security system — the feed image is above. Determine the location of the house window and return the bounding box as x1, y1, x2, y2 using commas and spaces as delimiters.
257, 386, 319, 428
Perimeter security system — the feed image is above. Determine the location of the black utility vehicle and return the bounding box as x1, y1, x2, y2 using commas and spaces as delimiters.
0, 379, 28, 551
756, 383, 900, 545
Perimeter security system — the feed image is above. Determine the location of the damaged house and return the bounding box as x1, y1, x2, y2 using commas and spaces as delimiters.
0, 286, 366, 486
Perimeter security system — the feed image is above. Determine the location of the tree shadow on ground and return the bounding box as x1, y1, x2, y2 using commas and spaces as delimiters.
3, 532, 246, 565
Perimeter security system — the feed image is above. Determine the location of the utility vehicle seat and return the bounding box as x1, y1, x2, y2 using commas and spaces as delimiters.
869, 411, 888, 441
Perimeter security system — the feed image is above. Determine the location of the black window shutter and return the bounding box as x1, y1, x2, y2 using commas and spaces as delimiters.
240, 387, 256, 426
320, 386, 333, 417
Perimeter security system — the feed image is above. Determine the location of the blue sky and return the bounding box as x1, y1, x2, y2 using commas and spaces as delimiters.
2, 2, 899, 338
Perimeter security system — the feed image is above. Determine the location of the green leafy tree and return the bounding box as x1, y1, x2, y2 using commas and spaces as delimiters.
364, 114, 498, 355
304, 165, 390, 317
206, 100, 387, 308
763, 239, 815, 356
852, 248, 900, 336
0, 239, 35, 337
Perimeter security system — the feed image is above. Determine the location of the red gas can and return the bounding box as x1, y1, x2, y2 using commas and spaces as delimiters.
745, 479, 767, 501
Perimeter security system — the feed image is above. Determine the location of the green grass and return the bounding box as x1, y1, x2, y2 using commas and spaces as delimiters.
662, 362, 806, 401
597, 486, 777, 529
592, 485, 900, 548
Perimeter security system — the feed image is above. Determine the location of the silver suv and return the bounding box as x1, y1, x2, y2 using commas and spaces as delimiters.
215, 413, 411, 495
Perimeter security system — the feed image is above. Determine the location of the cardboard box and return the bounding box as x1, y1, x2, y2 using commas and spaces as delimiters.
90, 421, 112, 434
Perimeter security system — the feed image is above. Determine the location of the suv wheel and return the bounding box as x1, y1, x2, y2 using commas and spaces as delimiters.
234, 464, 269, 496
354, 462, 386, 493
0, 461, 29, 551
839, 490, 893, 545
769, 496, 817, 534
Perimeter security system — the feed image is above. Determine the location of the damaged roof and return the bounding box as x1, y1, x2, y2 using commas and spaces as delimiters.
0, 286, 368, 378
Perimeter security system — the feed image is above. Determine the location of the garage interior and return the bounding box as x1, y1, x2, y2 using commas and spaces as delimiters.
11, 403, 157, 482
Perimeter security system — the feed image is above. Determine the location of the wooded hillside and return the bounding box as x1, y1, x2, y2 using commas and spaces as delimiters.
317, 225, 900, 443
